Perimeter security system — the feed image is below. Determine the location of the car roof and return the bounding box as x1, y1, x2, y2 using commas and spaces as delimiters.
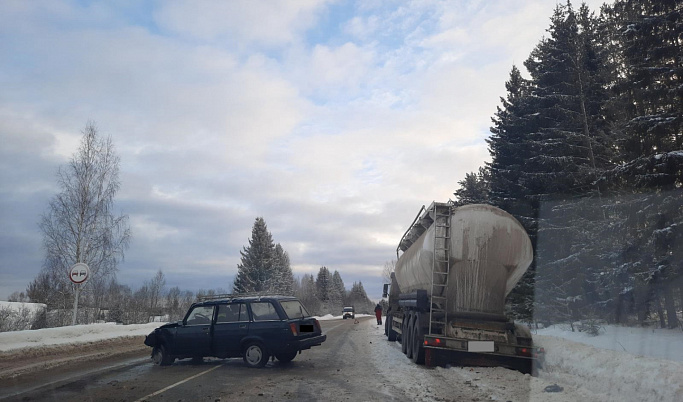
193, 295, 299, 307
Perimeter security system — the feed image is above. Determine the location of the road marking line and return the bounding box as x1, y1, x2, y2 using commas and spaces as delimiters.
134, 364, 223, 402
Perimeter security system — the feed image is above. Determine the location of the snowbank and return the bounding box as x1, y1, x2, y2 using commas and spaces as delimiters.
0, 301, 47, 313
536, 334, 683, 401
535, 324, 683, 363
0, 322, 159, 352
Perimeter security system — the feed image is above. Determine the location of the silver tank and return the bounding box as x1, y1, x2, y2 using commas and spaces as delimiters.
395, 203, 533, 316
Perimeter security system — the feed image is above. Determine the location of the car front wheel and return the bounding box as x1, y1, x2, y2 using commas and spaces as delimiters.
243, 342, 270, 368
152, 345, 174, 366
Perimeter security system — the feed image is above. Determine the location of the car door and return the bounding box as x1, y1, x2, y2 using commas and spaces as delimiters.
212, 303, 249, 357
174, 305, 215, 357
248, 301, 287, 351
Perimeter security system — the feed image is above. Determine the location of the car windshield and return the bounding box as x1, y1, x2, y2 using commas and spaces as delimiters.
280, 300, 310, 319
343, 307, 353, 312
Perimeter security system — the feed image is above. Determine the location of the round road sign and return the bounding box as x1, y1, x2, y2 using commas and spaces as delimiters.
69, 263, 90, 284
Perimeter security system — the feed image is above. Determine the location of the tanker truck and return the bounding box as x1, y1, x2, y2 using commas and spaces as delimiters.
383, 202, 542, 374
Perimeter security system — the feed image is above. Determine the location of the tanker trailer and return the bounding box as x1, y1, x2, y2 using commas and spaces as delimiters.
383, 202, 542, 373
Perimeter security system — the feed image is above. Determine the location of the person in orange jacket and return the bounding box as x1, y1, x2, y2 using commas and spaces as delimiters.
374, 303, 382, 325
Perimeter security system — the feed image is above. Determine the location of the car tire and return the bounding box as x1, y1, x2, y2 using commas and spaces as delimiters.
276, 350, 298, 363
243, 342, 270, 368
343, 316, 347, 319
152, 345, 174, 366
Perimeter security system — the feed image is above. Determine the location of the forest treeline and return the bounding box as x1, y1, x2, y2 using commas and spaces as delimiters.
5, 216, 373, 331
452, 1, 682, 328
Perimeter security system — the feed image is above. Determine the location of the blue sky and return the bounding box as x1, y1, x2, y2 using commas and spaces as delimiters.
0, 0, 607, 300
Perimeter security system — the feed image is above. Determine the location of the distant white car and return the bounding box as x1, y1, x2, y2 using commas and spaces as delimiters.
342, 306, 355, 319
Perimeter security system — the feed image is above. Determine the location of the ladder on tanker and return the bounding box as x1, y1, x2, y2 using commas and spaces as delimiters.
429, 203, 452, 335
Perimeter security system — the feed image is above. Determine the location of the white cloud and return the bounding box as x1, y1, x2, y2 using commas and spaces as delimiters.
0, 0, 610, 299
154, 0, 329, 47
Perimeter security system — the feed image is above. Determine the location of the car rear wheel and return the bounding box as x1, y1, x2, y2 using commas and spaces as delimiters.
152, 345, 174, 366
243, 342, 270, 368
276, 350, 298, 363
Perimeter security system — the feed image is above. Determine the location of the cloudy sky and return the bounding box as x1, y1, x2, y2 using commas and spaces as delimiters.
0, 0, 606, 301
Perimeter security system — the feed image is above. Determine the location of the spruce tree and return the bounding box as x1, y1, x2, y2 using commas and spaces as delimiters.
315, 267, 331, 302
233, 217, 276, 294
453, 167, 490, 206
599, 0, 683, 328
273, 243, 295, 295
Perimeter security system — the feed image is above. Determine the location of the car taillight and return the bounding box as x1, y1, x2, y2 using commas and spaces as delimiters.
290, 323, 298, 336
517, 347, 532, 357
313, 319, 321, 332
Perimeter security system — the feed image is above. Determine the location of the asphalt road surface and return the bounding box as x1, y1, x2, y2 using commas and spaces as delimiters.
1, 316, 413, 401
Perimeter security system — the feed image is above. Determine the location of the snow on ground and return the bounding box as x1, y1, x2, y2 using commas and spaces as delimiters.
535, 324, 683, 363
1, 317, 681, 401
0, 301, 46, 313
0, 322, 159, 352
364, 321, 683, 402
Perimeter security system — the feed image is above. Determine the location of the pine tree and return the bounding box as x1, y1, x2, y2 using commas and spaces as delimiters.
273, 244, 294, 295
233, 217, 277, 294
598, 0, 683, 328
315, 267, 331, 303
453, 167, 490, 206
347, 281, 373, 313
328, 270, 346, 314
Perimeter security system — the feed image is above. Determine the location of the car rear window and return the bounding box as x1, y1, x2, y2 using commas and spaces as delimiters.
250, 302, 281, 321
280, 300, 311, 319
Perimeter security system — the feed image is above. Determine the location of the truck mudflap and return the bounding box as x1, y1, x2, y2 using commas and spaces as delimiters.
297, 334, 327, 351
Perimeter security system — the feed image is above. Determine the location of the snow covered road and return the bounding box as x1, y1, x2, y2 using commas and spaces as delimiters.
1, 319, 681, 401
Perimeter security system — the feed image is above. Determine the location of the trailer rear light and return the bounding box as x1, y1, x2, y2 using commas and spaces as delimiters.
289, 323, 298, 336
424, 338, 442, 347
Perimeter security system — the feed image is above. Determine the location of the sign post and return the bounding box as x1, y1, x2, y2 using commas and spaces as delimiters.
69, 263, 90, 326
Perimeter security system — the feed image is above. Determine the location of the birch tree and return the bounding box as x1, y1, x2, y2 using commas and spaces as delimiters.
36, 122, 131, 316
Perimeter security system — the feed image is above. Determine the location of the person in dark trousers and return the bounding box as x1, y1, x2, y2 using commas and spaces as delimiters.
374, 303, 382, 325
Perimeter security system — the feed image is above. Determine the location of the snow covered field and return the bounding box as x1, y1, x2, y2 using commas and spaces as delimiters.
1, 317, 681, 401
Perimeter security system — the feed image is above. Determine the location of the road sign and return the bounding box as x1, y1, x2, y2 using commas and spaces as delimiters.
69, 263, 90, 284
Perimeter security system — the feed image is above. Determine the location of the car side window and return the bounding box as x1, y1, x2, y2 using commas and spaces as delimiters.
250, 302, 281, 321
185, 306, 215, 326
216, 303, 247, 323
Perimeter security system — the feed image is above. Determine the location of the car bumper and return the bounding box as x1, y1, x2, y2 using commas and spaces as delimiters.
298, 334, 327, 351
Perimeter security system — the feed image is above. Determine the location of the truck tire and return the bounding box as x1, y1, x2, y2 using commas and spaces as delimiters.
401, 313, 409, 354
386, 316, 397, 342
410, 313, 425, 365
406, 313, 415, 359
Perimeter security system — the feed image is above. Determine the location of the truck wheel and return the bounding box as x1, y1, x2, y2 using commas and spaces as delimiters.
410, 313, 425, 365
386, 316, 397, 342
406, 314, 415, 359
243, 342, 270, 368
401, 314, 409, 354
152, 345, 174, 366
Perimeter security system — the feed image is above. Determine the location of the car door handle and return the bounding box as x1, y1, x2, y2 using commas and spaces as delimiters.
239, 324, 247, 329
